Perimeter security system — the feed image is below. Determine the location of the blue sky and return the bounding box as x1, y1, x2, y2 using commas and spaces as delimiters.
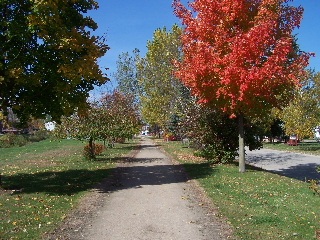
89, 0, 320, 92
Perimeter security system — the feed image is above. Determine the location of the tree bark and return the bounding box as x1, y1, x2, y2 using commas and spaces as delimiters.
89, 138, 95, 160
239, 114, 246, 172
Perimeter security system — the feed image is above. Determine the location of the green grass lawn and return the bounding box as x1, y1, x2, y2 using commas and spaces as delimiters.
264, 141, 320, 156
0, 138, 139, 240
159, 140, 320, 240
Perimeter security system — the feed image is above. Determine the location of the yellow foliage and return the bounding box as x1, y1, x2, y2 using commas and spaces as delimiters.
279, 90, 320, 138
138, 25, 184, 129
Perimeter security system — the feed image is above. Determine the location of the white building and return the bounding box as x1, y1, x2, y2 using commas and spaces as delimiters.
45, 122, 56, 131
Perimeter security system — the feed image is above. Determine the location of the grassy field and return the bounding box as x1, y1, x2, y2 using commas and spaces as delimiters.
0, 138, 139, 240
159, 140, 320, 240
264, 141, 320, 156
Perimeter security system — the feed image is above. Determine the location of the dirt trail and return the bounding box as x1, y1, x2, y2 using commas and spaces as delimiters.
48, 137, 233, 240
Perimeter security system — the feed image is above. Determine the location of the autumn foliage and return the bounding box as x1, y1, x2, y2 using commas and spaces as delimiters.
83, 142, 105, 160
55, 90, 141, 160
173, 0, 312, 117
1, 0, 109, 122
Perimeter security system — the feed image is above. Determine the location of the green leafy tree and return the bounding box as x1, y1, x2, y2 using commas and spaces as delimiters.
180, 102, 263, 163
113, 49, 141, 101
265, 118, 286, 142
54, 106, 105, 159
55, 91, 141, 159
138, 25, 188, 134
276, 71, 320, 138
0, 0, 109, 122
100, 90, 142, 141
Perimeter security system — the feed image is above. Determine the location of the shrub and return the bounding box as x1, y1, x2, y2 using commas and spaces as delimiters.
28, 130, 50, 142
179, 103, 263, 163
11, 134, 28, 147
116, 138, 125, 144
83, 142, 105, 160
194, 144, 235, 164
93, 143, 105, 155
0, 133, 28, 148
0, 135, 11, 148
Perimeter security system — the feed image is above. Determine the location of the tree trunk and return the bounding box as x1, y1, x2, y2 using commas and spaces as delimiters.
239, 114, 245, 173
89, 138, 95, 160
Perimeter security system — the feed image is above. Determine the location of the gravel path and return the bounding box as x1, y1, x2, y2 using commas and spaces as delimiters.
246, 147, 320, 181
48, 137, 233, 240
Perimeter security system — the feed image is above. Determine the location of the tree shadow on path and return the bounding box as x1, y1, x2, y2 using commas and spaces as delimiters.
3, 168, 114, 195
2, 141, 217, 196
95, 158, 217, 194
2, 160, 216, 196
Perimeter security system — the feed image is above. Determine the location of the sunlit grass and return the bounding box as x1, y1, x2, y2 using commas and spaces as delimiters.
264, 142, 320, 155
0, 138, 139, 239
160, 140, 320, 240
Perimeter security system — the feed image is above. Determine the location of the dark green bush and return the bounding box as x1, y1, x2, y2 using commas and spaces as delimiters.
194, 144, 236, 164
0, 133, 28, 148
0, 135, 11, 148
0, 130, 50, 148
180, 104, 263, 163
28, 130, 50, 142
12, 134, 28, 146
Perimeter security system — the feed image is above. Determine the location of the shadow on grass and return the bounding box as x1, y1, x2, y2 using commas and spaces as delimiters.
1, 142, 171, 195
183, 162, 218, 179
3, 168, 113, 195
2, 161, 220, 196
229, 161, 266, 172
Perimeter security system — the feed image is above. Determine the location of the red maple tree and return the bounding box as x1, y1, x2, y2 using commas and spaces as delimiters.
173, 0, 312, 172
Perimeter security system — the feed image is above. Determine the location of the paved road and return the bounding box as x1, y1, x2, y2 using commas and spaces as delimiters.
77, 137, 231, 240
246, 147, 320, 181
